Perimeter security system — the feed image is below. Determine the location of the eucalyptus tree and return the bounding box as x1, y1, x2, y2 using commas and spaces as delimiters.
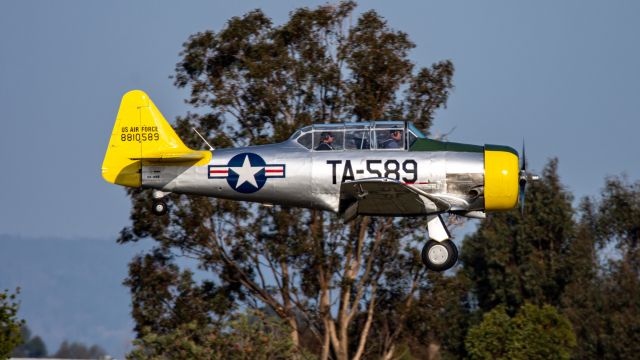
120, 2, 454, 359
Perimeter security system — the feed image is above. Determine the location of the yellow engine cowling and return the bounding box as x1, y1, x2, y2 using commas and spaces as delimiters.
484, 145, 519, 211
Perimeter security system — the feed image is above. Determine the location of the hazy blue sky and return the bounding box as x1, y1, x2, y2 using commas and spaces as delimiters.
1, 0, 640, 357
1, 1, 639, 238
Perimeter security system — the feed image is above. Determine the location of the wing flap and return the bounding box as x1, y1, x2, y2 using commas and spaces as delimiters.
340, 178, 452, 217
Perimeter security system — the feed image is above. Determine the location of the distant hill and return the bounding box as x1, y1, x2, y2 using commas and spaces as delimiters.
0, 234, 152, 359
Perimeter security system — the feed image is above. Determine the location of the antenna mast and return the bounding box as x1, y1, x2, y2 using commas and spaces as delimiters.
192, 127, 214, 151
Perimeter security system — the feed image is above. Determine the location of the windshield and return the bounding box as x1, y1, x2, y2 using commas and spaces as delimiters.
291, 121, 423, 150
407, 122, 426, 138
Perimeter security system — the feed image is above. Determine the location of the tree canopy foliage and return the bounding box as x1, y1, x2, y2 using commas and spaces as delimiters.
465, 303, 575, 360
0, 288, 24, 359
128, 312, 298, 360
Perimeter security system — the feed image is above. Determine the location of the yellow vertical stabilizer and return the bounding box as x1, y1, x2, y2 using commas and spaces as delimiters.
101, 90, 210, 187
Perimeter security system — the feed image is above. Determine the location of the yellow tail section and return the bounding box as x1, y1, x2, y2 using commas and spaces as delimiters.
102, 90, 211, 187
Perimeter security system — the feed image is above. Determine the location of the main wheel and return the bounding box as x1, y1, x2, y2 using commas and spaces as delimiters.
151, 201, 168, 216
421, 240, 458, 272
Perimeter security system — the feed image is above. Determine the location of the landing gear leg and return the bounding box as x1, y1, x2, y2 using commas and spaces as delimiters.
151, 190, 170, 216
421, 214, 458, 271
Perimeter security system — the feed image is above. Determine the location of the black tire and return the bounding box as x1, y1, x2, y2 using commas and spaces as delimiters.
421, 239, 458, 272
151, 201, 168, 216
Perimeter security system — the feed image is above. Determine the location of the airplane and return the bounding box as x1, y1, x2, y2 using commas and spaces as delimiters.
102, 90, 537, 272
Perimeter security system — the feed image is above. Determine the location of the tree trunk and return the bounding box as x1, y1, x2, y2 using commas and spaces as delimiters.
288, 319, 301, 359
428, 340, 441, 360
382, 344, 395, 360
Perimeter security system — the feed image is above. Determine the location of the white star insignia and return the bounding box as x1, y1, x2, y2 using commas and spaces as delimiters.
231, 155, 263, 189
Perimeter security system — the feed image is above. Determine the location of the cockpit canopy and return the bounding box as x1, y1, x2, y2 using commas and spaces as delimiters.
289, 121, 425, 151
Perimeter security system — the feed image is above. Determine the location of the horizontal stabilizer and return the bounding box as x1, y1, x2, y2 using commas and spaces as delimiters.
130, 151, 208, 163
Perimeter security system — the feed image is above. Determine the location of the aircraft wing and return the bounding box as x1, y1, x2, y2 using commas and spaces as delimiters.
340, 178, 452, 220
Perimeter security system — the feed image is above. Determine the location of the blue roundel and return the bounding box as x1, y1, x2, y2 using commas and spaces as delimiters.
226, 153, 268, 194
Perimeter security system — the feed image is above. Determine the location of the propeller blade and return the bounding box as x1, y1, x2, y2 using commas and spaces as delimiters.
519, 185, 526, 216
520, 140, 526, 172
519, 141, 527, 216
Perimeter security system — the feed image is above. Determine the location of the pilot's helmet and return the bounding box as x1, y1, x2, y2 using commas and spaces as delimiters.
320, 131, 334, 139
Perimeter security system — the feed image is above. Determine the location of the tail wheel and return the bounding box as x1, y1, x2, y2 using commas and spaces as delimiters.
151, 201, 168, 216
421, 239, 458, 272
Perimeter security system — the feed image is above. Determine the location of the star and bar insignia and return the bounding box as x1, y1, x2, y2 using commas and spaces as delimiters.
208, 153, 285, 194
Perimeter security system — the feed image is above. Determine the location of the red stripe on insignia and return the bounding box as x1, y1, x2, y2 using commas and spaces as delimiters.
210, 170, 228, 174
265, 170, 283, 173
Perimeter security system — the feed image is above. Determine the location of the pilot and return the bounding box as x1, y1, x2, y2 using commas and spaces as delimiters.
381, 129, 402, 149
316, 132, 335, 151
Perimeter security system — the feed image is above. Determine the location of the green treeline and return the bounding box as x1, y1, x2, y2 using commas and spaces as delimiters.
114, 2, 640, 359
2, 289, 108, 359
460, 161, 640, 359
8, 323, 107, 359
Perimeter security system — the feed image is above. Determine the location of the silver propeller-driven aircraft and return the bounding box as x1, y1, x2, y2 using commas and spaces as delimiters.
103, 90, 536, 271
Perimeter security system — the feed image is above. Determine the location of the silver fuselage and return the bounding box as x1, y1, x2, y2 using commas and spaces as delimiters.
141, 140, 484, 214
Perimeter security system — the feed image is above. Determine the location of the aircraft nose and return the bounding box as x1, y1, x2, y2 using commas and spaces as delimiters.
484, 145, 519, 211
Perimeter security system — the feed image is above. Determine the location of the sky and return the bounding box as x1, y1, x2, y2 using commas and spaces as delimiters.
1, 0, 639, 357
